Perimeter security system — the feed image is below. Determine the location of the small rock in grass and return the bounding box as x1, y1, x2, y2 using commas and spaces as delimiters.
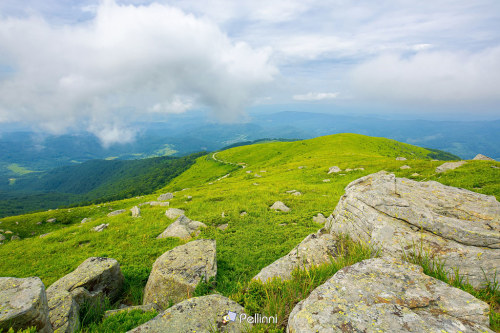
92, 224, 109, 232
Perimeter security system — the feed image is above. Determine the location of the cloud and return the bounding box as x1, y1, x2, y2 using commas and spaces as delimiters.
0, 0, 277, 145
293, 92, 339, 101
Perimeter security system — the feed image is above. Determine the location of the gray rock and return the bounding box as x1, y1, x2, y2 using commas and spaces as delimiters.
436, 160, 467, 173
327, 166, 341, 174
130, 206, 140, 217
149, 201, 170, 207
158, 193, 174, 201
291, 191, 302, 196
47, 257, 124, 333
80, 218, 91, 224
287, 258, 493, 333
46, 218, 56, 223
411, 173, 420, 176
312, 213, 327, 224
396, 156, 407, 161
322, 179, 330, 182
107, 209, 126, 217
218, 224, 228, 231
0, 277, 53, 333
0, 234, 5, 241
143, 240, 217, 308
165, 208, 185, 219
39, 233, 51, 238
253, 230, 336, 283
37, 221, 43, 225
11, 235, 21, 241
252, 183, 259, 186
325, 171, 500, 288
92, 223, 109, 232
4, 230, 12, 234
473, 154, 495, 161
270, 201, 290, 212
104, 303, 159, 319
156, 215, 207, 240
286, 190, 298, 193
131, 294, 251, 333
400, 165, 411, 169
240, 211, 247, 217
254, 173, 262, 178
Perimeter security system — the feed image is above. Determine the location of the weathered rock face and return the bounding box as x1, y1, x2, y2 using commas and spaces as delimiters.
46, 257, 125, 333
253, 230, 336, 283
130, 294, 251, 333
287, 258, 493, 333
107, 209, 126, 217
325, 171, 500, 288
436, 160, 467, 173
158, 193, 174, 201
131, 206, 140, 217
165, 208, 185, 219
143, 240, 217, 309
0, 277, 53, 333
473, 154, 495, 161
328, 166, 341, 174
156, 215, 207, 240
270, 201, 290, 212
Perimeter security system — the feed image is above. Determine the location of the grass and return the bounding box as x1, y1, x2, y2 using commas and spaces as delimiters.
77, 309, 158, 333
0, 133, 498, 331
6, 163, 35, 175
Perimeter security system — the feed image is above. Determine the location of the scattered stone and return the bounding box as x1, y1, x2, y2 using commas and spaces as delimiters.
165, 208, 185, 219
298, 166, 305, 169
473, 154, 495, 161
156, 215, 207, 240
322, 179, 330, 182
221, 212, 226, 218
356, 167, 365, 171
345, 168, 353, 172
0, 277, 53, 333
130, 206, 140, 218
291, 191, 302, 196
325, 171, 500, 288
493, 166, 500, 169
312, 213, 327, 224
92, 224, 109, 232
15, 221, 19, 225
260, 170, 267, 173
288, 257, 493, 333
254, 173, 262, 178
218, 224, 228, 231
46, 218, 56, 223
0, 234, 5, 241
11, 235, 20, 241
270, 201, 291, 212
5, 230, 13, 234
158, 193, 174, 201
278, 223, 287, 226
130, 294, 251, 333
286, 190, 297, 193
436, 160, 467, 173
327, 166, 341, 174
411, 173, 420, 176
240, 211, 247, 217
400, 165, 411, 169
253, 230, 336, 283
39, 233, 51, 238
149, 201, 170, 207
246, 170, 252, 174
217, 174, 230, 181
253, 183, 259, 186
143, 240, 217, 308
396, 156, 407, 161
104, 303, 159, 319
186, 195, 192, 200
80, 218, 91, 224
31, 232, 36, 236
47, 257, 124, 333
107, 209, 126, 217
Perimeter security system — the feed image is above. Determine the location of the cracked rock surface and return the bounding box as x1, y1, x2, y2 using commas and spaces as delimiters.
287, 258, 493, 333
325, 171, 500, 288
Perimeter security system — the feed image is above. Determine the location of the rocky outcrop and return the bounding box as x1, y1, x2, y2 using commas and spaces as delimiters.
143, 240, 217, 308
46, 257, 124, 333
158, 193, 174, 201
156, 215, 207, 240
328, 166, 341, 174
270, 201, 290, 212
131, 206, 140, 217
287, 258, 493, 333
325, 171, 500, 288
165, 208, 185, 219
0, 277, 53, 333
473, 154, 495, 161
130, 294, 250, 333
253, 230, 336, 283
436, 160, 467, 173
107, 209, 126, 217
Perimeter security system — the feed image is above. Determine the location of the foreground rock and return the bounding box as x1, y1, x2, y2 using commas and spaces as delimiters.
165, 208, 185, 219
473, 153, 495, 161
47, 257, 124, 333
156, 215, 207, 240
436, 160, 467, 173
287, 258, 492, 333
130, 294, 250, 333
253, 230, 336, 283
0, 277, 53, 333
326, 171, 500, 288
143, 240, 217, 308
158, 193, 173, 201
270, 201, 290, 212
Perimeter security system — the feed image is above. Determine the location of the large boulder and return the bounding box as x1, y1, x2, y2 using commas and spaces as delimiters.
165, 208, 185, 219
0, 277, 53, 333
288, 258, 493, 333
270, 201, 290, 212
253, 230, 336, 283
325, 171, 500, 288
130, 294, 251, 333
436, 160, 466, 172
473, 154, 495, 161
46, 257, 124, 332
156, 215, 207, 240
143, 239, 217, 308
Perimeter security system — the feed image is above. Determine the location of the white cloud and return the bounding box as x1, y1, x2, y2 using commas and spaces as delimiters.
0, 0, 277, 145
293, 92, 339, 101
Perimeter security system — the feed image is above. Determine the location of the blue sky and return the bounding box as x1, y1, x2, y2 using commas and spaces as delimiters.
0, 0, 499, 144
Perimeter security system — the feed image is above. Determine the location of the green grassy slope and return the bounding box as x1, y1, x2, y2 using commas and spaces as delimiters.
0, 133, 498, 327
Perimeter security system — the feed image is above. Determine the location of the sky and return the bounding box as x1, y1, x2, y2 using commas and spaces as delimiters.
0, 0, 499, 145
